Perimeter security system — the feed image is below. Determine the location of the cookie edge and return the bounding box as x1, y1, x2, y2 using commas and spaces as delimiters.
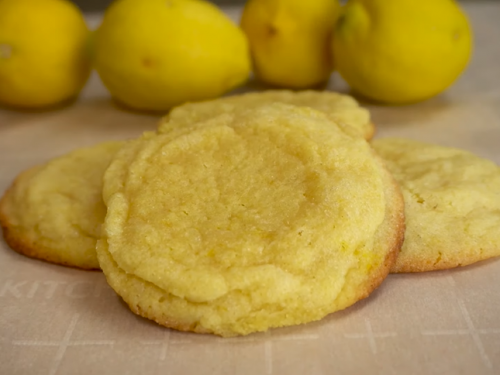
0, 172, 100, 271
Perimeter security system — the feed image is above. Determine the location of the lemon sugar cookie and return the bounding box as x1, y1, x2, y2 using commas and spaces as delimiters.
158, 90, 375, 140
99, 104, 404, 336
373, 138, 500, 273
0, 141, 123, 269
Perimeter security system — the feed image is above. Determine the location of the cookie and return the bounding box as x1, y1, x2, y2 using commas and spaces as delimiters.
372, 138, 500, 273
98, 104, 404, 336
0, 141, 123, 269
158, 90, 375, 139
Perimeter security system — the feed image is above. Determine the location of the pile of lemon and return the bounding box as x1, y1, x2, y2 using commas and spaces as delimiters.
0, 0, 472, 110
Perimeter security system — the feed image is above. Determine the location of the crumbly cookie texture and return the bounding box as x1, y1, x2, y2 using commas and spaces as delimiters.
373, 138, 500, 273
0, 141, 123, 269
99, 104, 403, 336
158, 90, 374, 140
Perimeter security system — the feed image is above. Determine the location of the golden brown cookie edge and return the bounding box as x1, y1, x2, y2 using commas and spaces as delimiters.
0, 172, 100, 271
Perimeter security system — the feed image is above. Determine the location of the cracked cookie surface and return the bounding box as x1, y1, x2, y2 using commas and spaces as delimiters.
158, 90, 375, 140
373, 138, 500, 273
0, 141, 123, 269
99, 104, 403, 336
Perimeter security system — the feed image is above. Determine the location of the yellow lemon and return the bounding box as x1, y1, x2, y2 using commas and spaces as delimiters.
0, 0, 91, 109
93, 0, 251, 111
241, 0, 340, 89
332, 0, 473, 104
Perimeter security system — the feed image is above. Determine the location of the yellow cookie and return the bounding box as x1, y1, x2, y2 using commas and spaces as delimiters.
99, 104, 403, 336
373, 138, 500, 273
0, 141, 123, 269
158, 90, 374, 139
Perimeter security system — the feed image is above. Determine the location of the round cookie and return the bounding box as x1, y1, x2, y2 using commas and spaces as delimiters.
98, 104, 404, 336
372, 138, 500, 273
158, 90, 375, 140
0, 141, 123, 269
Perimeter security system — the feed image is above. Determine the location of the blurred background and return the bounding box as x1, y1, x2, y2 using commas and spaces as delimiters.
72, 0, 495, 12
73, 0, 246, 12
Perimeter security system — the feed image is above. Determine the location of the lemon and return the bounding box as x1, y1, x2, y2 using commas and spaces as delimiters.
332, 0, 473, 104
93, 0, 251, 111
0, 0, 91, 109
241, 0, 340, 89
